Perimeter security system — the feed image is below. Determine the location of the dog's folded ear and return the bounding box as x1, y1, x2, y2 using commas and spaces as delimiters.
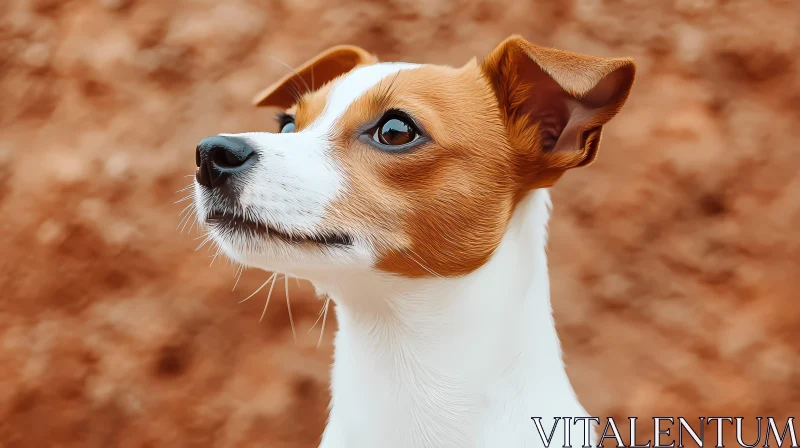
481, 35, 636, 186
253, 45, 378, 109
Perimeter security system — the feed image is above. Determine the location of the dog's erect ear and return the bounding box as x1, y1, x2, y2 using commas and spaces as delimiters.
252, 45, 378, 108
481, 36, 635, 186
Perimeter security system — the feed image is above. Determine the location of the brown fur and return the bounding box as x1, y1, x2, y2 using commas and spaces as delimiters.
324, 63, 517, 277
481, 35, 636, 190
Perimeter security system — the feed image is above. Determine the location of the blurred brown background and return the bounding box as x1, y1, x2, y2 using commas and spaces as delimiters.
1, 0, 799, 446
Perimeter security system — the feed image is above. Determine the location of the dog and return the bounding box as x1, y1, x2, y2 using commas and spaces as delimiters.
191, 35, 635, 448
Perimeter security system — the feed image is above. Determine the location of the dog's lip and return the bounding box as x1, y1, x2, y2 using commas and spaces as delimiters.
205, 211, 353, 246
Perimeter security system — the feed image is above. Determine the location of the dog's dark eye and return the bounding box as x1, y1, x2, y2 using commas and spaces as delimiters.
372, 114, 419, 146
280, 121, 295, 133
276, 113, 295, 133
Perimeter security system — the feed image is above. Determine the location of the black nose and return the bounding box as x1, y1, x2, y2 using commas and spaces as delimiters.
195, 136, 256, 188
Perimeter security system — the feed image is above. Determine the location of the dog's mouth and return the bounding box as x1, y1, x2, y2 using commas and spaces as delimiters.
206, 211, 353, 247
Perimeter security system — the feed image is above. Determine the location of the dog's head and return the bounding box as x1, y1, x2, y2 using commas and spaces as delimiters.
192, 36, 635, 281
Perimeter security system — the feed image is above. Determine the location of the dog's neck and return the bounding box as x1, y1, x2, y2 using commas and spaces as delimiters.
315, 190, 589, 448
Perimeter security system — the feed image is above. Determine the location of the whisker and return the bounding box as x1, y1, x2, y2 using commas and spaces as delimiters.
187, 215, 200, 234
176, 210, 193, 231
175, 184, 194, 194
173, 195, 195, 204
178, 202, 195, 217
285, 275, 297, 343
179, 214, 193, 234
268, 55, 311, 95
259, 273, 280, 322
240, 272, 276, 304
307, 295, 327, 333
195, 235, 213, 251
209, 248, 221, 267
232, 265, 245, 291
284, 81, 303, 103
317, 296, 331, 349
179, 205, 198, 233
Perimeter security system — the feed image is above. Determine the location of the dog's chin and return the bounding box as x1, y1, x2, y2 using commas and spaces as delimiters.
205, 211, 352, 246
201, 211, 359, 271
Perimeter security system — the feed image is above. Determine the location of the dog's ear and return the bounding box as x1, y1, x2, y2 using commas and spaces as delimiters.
253, 45, 378, 109
481, 35, 635, 186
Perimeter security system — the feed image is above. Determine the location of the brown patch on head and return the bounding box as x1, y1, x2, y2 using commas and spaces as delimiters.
323, 64, 519, 277
291, 37, 634, 279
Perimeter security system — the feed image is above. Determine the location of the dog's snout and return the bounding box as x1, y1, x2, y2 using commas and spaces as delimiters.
195, 136, 256, 189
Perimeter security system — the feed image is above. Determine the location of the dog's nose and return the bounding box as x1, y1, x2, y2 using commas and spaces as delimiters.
195, 135, 256, 188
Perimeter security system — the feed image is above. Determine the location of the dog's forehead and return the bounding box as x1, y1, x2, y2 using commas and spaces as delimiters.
308, 62, 422, 132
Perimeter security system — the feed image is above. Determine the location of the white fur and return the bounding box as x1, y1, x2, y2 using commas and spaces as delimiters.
194, 63, 592, 448
316, 190, 591, 448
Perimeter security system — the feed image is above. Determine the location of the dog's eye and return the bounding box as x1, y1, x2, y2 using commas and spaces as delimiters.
372, 114, 419, 146
280, 121, 295, 133
276, 113, 295, 133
